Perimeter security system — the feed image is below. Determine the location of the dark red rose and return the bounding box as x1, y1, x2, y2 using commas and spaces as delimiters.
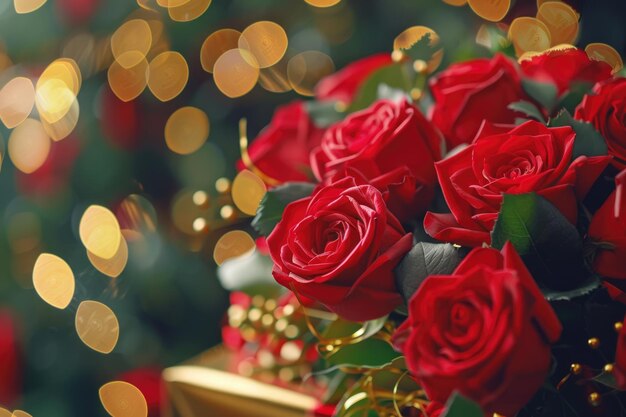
425, 120, 610, 247
326, 166, 434, 223
397, 243, 562, 416
615, 315, 626, 390
267, 176, 413, 321
237, 101, 324, 184
315, 53, 393, 106
311, 99, 441, 188
588, 170, 626, 294
119, 367, 163, 417
521, 48, 613, 94
576, 78, 626, 169
429, 54, 525, 148
0, 310, 20, 407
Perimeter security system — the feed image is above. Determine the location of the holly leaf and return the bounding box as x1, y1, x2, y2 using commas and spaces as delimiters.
549, 109, 608, 158
508, 100, 546, 123
348, 63, 409, 112
491, 193, 586, 291
252, 182, 315, 236
442, 392, 484, 417
305, 100, 345, 128
395, 242, 467, 302
522, 78, 558, 111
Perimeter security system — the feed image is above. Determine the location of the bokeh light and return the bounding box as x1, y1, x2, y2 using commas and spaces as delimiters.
107, 52, 149, 102
147, 51, 189, 101
8, 118, 51, 174
239, 21, 289, 69
79, 205, 122, 260
586, 43, 624, 74
0, 77, 35, 129
200, 28, 241, 73
536, 2, 579, 46
111, 19, 153, 69
75, 300, 120, 354
32, 253, 75, 309
87, 236, 129, 279
287, 51, 335, 96
231, 169, 266, 216
467, 0, 510, 22
164, 106, 210, 155
99, 381, 148, 417
213, 230, 255, 265
167, 0, 212, 22
213, 49, 260, 98
509, 17, 552, 56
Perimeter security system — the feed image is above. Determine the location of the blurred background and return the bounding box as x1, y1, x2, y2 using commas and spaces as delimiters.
0, 0, 625, 415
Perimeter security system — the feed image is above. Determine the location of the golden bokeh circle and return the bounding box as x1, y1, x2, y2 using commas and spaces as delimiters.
287, 51, 335, 96
213, 230, 256, 265
168, 0, 212, 22
117, 194, 158, 236
0, 77, 35, 129
238, 21, 288, 69
156, 0, 190, 7
585, 43, 624, 74
213, 49, 260, 98
32, 253, 75, 309
111, 19, 152, 69
99, 381, 148, 417
87, 236, 129, 279
75, 300, 120, 354
393, 26, 443, 73
36, 59, 81, 124
259, 57, 291, 93
165, 106, 210, 155
0, 408, 10, 417
508, 17, 552, 56
443, 0, 467, 5
304, 0, 341, 6
467, 0, 511, 22
147, 51, 189, 102
14, 0, 47, 14
231, 169, 267, 216
11, 411, 33, 417
8, 118, 51, 174
79, 205, 122, 260
200, 29, 242, 73
536, 1, 579, 46
107, 52, 149, 102
41, 97, 79, 142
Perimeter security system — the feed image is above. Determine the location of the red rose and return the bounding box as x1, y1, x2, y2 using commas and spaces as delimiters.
521, 48, 613, 94
397, 243, 562, 416
267, 176, 413, 321
315, 53, 392, 106
0, 310, 20, 407
237, 101, 324, 184
615, 315, 626, 389
311, 99, 441, 187
576, 78, 626, 169
429, 54, 525, 148
588, 170, 626, 298
425, 120, 610, 247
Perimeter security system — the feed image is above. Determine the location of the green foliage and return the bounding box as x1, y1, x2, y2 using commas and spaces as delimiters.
491, 193, 586, 291
252, 182, 315, 235
306, 101, 346, 128
395, 242, 467, 302
549, 109, 608, 158
326, 338, 401, 369
522, 78, 559, 112
348, 63, 410, 112
508, 100, 546, 123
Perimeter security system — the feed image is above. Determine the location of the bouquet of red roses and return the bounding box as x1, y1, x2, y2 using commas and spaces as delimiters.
224, 7, 626, 416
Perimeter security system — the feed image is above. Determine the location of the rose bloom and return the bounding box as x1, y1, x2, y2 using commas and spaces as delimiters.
576, 78, 626, 169
315, 53, 392, 106
429, 54, 525, 148
521, 48, 613, 94
615, 315, 626, 390
237, 101, 324, 184
396, 243, 562, 416
588, 171, 626, 302
267, 176, 412, 321
311, 99, 441, 217
425, 120, 610, 247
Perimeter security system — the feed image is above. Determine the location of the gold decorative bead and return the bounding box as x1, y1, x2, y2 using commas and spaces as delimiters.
410, 88, 422, 101
391, 50, 404, 63
588, 392, 601, 407
615, 321, 623, 332
604, 363, 614, 373
570, 363, 582, 375
413, 59, 428, 74
588, 337, 600, 349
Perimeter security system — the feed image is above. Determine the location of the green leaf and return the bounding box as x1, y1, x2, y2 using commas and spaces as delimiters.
558, 81, 595, 114
395, 242, 467, 302
508, 100, 546, 123
322, 315, 388, 342
305, 100, 345, 128
549, 109, 608, 158
251, 182, 315, 236
348, 63, 410, 112
442, 392, 484, 417
326, 338, 401, 369
544, 275, 601, 301
491, 193, 586, 291
522, 78, 558, 111
592, 371, 619, 389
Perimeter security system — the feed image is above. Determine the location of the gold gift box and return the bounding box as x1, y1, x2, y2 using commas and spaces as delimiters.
163, 346, 329, 417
